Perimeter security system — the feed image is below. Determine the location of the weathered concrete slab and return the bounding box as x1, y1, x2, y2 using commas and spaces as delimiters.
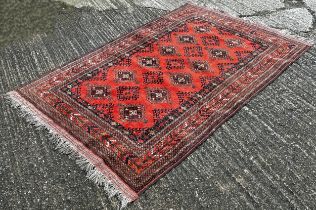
133, 0, 183, 10
235, 0, 284, 12
244, 8, 313, 32
216, 0, 284, 15
133, 0, 285, 16
57, 0, 285, 16
54, 0, 115, 10
304, 0, 316, 13
54, 0, 135, 10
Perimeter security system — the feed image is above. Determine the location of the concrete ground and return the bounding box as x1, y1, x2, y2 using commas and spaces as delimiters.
0, 0, 315, 209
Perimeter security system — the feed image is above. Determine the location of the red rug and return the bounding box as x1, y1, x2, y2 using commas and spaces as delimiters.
8, 3, 311, 206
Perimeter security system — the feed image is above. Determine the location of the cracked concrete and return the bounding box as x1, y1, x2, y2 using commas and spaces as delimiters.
56, 0, 286, 15
244, 8, 313, 32
56, 0, 316, 36
219, 0, 285, 14
53, 0, 134, 10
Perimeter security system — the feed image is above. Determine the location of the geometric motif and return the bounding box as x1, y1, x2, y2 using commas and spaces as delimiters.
166, 59, 185, 70
139, 57, 159, 68
139, 43, 154, 53
170, 73, 193, 86
115, 70, 135, 82
178, 35, 196, 44
184, 46, 203, 57
90, 86, 111, 98
146, 88, 170, 103
115, 58, 132, 66
153, 109, 173, 123
201, 35, 220, 46
190, 60, 210, 72
160, 46, 177, 55
58, 14, 268, 146
117, 86, 140, 101
119, 104, 145, 122
174, 24, 189, 32
143, 71, 164, 84
194, 24, 211, 33
176, 91, 195, 104
225, 39, 243, 48
209, 49, 230, 59
97, 103, 114, 119
60, 16, 266, 140
199, 76, 215, 87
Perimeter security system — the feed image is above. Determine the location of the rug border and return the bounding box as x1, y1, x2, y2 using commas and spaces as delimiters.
5, 91, 139, 206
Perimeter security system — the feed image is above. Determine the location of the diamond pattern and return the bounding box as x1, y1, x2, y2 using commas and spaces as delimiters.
62, 18, 261, 139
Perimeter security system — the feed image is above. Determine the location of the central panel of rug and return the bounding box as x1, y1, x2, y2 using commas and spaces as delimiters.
60, 18, 262, 142
8, 3, 311, 205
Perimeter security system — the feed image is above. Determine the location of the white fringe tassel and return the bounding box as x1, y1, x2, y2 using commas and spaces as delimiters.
4, 91, 133, 208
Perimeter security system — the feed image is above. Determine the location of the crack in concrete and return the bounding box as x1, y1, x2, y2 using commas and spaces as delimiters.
239, 1, 315, 34
239, 7, 290, 18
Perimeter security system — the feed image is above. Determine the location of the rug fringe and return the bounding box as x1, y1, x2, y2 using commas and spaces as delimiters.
5, 91, 135, 208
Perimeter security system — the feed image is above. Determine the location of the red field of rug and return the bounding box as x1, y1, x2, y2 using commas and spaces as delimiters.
8, 3, 311, 206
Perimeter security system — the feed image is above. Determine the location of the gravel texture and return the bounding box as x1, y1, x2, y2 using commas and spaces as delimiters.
0, 0, 315, 209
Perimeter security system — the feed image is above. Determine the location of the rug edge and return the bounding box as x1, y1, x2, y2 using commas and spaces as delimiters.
4, 90, 138, 208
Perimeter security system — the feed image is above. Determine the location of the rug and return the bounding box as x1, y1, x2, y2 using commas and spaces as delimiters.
6, 3, 312, 207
